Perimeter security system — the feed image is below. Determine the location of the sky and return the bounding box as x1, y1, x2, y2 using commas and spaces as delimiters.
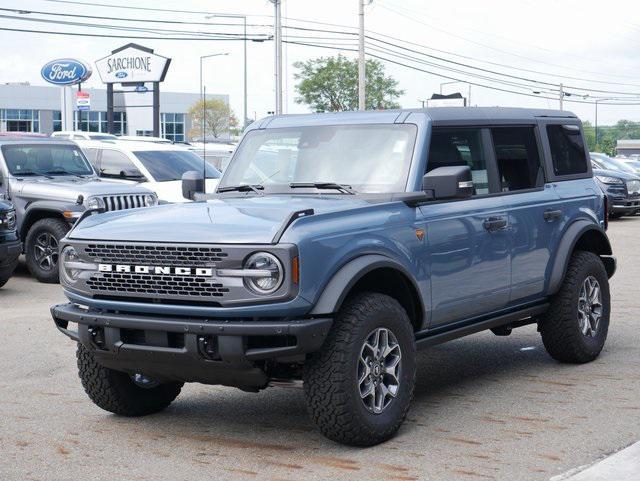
3, 0, 640, 125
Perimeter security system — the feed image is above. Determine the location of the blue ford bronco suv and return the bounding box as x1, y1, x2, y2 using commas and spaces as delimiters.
52, 108, 615, 446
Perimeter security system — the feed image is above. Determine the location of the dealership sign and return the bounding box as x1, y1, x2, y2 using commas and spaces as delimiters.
95, 43, 171, 84
41, 58, 92, 85
76, 91, 90, 111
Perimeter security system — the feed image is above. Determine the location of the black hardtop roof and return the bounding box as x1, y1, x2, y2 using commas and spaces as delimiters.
422, 106, 577, 122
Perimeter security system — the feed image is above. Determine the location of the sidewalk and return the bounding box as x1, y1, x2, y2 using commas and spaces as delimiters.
551, 442, 640, 481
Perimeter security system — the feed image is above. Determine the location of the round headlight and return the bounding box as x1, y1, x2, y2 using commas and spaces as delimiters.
61, 246, 81, 284
85, 196, 103, 210
244, 252, 284, 295
144, 194, 158, 207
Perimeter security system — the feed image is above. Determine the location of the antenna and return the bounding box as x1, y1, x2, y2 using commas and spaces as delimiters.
203, 85, 206, 194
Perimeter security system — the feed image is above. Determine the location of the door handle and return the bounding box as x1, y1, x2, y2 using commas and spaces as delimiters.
543, 209, 562, 221
483, 216, 507, 232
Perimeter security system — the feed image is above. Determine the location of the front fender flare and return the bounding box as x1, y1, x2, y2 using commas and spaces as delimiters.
547, 220, 613, 295
309, 254, 423, 316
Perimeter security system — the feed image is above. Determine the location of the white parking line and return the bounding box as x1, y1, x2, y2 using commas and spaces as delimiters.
551, 441, 640, 481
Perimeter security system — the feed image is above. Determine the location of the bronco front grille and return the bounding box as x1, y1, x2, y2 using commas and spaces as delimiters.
102, 194, 146, 212
86, 272, 229, 298
83, 243, 228, 267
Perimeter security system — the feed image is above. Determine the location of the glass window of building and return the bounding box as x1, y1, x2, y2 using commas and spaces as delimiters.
0, 109, 40, 132
73, 111, 127, 136
161, 113, 185, 142
53, 111, 62, 132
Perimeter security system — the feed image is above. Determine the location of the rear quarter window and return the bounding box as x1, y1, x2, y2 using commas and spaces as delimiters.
547, 124, 588, 176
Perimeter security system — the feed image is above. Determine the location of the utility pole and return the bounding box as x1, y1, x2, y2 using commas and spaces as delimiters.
358, 0, 367, 111
559, 83, 564, 110
271, 0, 283, 115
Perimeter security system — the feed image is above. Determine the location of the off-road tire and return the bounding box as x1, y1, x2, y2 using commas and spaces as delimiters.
76, 343, 183, 416
25, 218, 69, 283
303, 292, 416, 446
0, 276, 9, 288
539, 251, 610, 364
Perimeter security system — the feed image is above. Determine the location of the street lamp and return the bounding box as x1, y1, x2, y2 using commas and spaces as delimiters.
205, 14, 250, 127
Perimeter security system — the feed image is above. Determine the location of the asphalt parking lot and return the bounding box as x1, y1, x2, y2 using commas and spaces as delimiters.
1, 218, 639, 481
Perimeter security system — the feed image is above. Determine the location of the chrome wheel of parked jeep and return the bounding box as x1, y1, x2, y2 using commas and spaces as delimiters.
578, 276, 602, 338
358, 327, 402, 414
34, 232, 59, 271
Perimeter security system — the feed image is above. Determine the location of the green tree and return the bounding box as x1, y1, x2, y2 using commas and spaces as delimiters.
188, 98, 236, 139
294, 55, 404, 112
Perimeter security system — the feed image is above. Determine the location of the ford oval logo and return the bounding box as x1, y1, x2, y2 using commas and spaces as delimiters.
115, 71, 128, 79
41, 58, 91, 85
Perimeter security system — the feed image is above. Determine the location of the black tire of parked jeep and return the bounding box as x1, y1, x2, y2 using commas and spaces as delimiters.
76, 344, 183, 416
538, 250, 610, 364
25, 218, 70, 283
303, 292, 416, 446
0, 276, 9, 288
608, 212, 623, 220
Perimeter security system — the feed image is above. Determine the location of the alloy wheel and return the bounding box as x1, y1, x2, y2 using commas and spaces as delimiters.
357, 327, 402, 414
578, 275, 603, 338
34, 232, 59, 271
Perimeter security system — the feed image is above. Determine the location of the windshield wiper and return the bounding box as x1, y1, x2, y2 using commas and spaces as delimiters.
217, 184, 265, 195
13, 171, 54, 179
289, 182, 356, 195
45, 170, 87, 178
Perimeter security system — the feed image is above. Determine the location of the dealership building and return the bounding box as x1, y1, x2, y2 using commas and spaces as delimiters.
0, 82, 228, 142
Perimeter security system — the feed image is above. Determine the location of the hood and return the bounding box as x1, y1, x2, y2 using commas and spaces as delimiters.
14, 176, 154, 202
593, 168, 640, 181
69, 194, 373, 244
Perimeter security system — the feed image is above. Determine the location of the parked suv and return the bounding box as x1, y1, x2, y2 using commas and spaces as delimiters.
0, 200, 20, 288
52, 108, 615, 446
73, 139, 221, 203
0, 138, 157, 283
591, 158, 640, 218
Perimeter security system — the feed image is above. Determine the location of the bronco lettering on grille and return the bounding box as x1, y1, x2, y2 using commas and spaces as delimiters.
97, 264, 214, 276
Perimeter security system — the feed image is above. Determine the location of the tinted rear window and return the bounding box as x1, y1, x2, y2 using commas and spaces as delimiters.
547, 125, 588, 176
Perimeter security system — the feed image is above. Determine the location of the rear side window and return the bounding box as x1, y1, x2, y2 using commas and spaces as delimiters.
491, 127, 543, 192
427, 128, 489, 195
98, 149, 145, 180
547, 124, 588, 176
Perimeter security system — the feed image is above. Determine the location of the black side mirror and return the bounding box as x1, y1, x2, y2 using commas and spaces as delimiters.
182, 170, 205, 201
422, 166, 474, 200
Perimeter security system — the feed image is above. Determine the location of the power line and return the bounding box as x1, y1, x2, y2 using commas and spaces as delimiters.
0, 25, 257, 41
284, 40, 640, 106
0, 13, 271, 39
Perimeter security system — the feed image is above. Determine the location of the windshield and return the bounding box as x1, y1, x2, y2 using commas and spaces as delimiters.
592, 154, 636, 174
220, 124, 417, 193
2, 144, 94, 176
133, 150, 221, 182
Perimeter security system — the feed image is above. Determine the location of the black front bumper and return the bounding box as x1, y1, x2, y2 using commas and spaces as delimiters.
51, 303, 332, 389
608, 193, 640, 214
0, 237, 21, 277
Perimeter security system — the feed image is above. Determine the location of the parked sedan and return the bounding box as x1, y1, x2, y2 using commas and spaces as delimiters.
592, 165, 640, 218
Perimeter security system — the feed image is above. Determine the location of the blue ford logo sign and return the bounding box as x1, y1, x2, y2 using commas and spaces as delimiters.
41, 58, 92, 85
115, 71, 128, 79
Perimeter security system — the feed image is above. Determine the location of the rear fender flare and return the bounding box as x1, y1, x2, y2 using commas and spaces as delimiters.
547, 220, 613, 295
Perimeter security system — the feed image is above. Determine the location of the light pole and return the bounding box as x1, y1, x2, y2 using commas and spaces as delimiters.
268, 0, 283, 115
358, 0, 373, 111
205, 14, 250, 128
